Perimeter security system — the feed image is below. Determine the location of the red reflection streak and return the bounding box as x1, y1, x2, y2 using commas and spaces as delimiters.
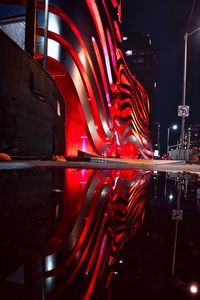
67, 213, 108, 285
36, 202, 107, 290
34, 175, 109, 284
85, 0, 113, 85
63, 181, 109, 267
85, 213, 108, 275
81, 137, 86, 153
109, 172, 150, 262
114, 20, 122, 43
92, 37, 111, 106
83, 233, 108, 300
111, 0, 120, 8
102, 0, 117, 48
106, 29, 117, 73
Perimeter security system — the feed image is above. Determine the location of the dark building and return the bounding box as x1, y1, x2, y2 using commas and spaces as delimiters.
186, 124, 200, 148
122, 32, 156, 147
0, 29, 65, 157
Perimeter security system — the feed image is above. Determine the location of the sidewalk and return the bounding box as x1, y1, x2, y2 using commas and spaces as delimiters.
0, 158, 199, 174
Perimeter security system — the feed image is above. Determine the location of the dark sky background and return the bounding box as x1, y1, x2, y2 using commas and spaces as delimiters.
122, 0, 200, 153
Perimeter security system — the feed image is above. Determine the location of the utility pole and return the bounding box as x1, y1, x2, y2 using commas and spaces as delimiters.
43, 0, 49, 69
25, 0, 37, 57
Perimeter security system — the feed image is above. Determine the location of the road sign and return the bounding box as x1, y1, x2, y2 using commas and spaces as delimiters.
172, 209, 183, 220
178, 105, 189, 117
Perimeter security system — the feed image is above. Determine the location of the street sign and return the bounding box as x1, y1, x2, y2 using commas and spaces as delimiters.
178, 105, 189, 117
172, 209, 183, 220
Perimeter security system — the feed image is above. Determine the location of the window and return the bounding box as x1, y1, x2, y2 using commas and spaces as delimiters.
133, 57, 144, 63
125, 50, 133, 56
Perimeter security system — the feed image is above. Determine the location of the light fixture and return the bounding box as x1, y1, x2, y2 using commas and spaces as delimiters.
190, 284, 198, 294
172, 124, 178, 130
166, 125, 178, 158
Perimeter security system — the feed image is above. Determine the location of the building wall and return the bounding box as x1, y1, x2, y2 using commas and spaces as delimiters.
0, 1, 153, 159
0, 29, 65, 156
46, 1, 152, 158
0, 15, 26, 49
122, 32, 156, 144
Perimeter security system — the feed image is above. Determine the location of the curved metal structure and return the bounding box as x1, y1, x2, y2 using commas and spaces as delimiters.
1, 0, 153, 159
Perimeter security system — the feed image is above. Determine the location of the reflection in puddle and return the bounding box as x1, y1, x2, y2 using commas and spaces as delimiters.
0, 168, 151, 299
111, 172, 200, 300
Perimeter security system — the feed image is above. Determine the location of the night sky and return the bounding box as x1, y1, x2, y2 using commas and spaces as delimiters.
122, 0, 200, 153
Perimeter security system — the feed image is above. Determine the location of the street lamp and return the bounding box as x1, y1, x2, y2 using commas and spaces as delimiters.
167, 125, 178, 158
180, 26, 200, 152
43, 0, 49, 69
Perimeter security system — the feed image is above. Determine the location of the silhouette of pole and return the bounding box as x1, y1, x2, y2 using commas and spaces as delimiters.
180, 28, 200, 152
43, 0, 49, 69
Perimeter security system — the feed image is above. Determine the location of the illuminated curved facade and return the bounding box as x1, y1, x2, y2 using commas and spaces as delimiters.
1, 0, 153, 159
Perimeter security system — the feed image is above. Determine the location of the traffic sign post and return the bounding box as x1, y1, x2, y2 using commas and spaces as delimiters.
178, 105, 190, 117
172, 209, 183, 220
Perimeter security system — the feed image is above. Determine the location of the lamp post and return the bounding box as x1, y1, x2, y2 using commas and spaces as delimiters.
43, 0, 49, 69
180, 27, 200, 152
167, 125, 178, 158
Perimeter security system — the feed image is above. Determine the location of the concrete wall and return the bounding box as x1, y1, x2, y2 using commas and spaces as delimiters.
170, 148, 199, 161
0, 29, 65, 156
0, 16, 26, 50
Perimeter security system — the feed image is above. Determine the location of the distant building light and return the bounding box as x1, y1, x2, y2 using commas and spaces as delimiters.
135, 57, 144, 63
123, 36, 128, 40
125, 50, 133, 56
154, 82, 157, 88
154, 150, 159, 157
149, 39, 152, 45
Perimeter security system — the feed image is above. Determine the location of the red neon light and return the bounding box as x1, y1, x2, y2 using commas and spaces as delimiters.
91, 37, 111, 107
85, 0, 113, 85
106, 28, 117, 73
83, 234, 108, 300
85, 213, 108, 275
